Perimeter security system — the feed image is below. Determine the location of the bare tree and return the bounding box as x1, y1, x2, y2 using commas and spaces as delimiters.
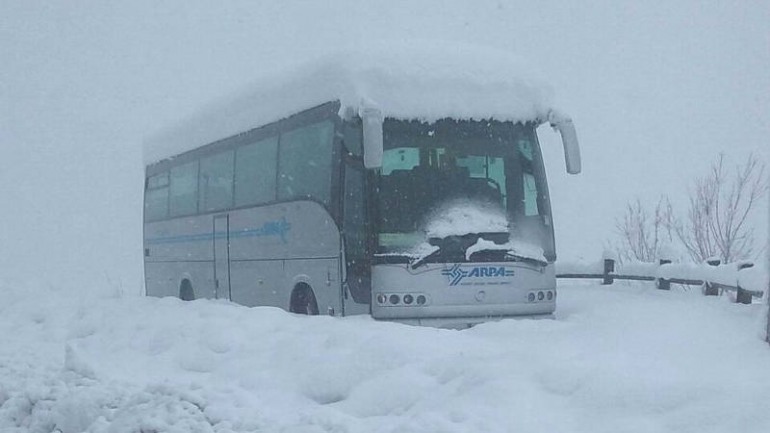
615, 196, 675, 262
674, 153, 767, 263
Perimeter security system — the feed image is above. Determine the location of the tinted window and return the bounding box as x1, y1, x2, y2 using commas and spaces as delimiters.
517, 138, 540, 216
278, 120, 334, 205
199, 151, 234, 212
147, 172, 169, 189
343, 118, 363, 156
523, 173, 539, 216
144, 173, 168, 221
376, 119, 553, 259
169, 161, 198, 216
235, 136, 278, 206
343, 163, 370, 302
382, 147, 419, 175
344, 165, 367, 260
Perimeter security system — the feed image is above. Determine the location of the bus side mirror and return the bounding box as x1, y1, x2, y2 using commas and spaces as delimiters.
361, 106, 383, 169
549, 111, 582, 175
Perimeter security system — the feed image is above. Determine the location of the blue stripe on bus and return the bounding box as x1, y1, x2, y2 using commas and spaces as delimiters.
146, 217, 291, 245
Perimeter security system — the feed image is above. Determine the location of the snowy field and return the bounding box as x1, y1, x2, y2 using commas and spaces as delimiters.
1, 281, 768, 433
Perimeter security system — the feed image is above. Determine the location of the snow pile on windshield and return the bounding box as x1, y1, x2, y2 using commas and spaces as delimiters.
144, 41, 555, 164
424, 200, 509, 239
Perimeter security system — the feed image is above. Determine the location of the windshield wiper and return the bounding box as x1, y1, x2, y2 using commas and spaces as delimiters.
411, 233, 498, 270
465, 236, 548, 266
409, 247, 441, 270
504, 251, 548, 267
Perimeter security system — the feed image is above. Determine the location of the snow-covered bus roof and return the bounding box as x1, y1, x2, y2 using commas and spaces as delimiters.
144, 43, 557, 165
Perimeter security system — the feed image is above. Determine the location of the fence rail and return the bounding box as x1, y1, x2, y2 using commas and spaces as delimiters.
556, 257, 766, 305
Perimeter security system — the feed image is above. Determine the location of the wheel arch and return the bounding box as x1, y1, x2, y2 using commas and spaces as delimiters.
289, 281, 318, 314
179, 276, 195, 301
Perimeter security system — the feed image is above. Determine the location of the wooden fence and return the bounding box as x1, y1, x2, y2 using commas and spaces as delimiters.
556, 258, 765, 305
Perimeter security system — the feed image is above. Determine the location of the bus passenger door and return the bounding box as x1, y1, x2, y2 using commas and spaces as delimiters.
213, 214, 231, 300
342, 161, 371, 314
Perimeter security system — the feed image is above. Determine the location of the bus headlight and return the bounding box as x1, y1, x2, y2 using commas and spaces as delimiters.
528, 292, 536, 302
403, 294, 414, 304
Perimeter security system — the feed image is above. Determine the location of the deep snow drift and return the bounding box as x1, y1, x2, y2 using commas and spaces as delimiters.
1, 280, 769, 433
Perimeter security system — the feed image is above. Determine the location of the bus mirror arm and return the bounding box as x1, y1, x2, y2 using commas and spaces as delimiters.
360, 104, 384, 169
548, 110, 582, 175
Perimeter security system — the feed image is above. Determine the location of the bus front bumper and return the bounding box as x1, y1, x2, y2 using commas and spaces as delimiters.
375, 312, 555, 329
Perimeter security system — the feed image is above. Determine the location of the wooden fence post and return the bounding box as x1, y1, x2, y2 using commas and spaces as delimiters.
735, 262, 754, 305
602, 256, 615, 285
766, 295, 770, 344
765, 300, 770, 343
656, 258, 672, 290
703, 258, 720, 296
736, 285, 752, 304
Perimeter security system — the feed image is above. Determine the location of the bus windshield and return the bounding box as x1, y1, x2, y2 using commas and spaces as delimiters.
375, 119, 554, 264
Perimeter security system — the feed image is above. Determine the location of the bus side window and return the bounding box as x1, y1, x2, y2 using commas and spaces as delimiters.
169, 161, 199, 217
199, 150, 234, 212
145, 172, 169, 220
278, 120, 334, 205
235, 136, 278, 206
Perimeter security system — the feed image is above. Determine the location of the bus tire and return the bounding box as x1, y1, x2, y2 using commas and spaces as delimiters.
179, 279, 195, 301
290, 283, 319, 315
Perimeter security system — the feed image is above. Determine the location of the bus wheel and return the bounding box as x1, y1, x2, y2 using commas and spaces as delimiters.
179, 279, 195, 301
290, 284, 319, 315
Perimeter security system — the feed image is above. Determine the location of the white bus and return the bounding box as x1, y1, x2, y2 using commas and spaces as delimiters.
143, 45, 581, 327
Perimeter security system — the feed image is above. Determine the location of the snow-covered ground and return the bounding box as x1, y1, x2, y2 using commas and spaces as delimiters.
1, 281, 768, 433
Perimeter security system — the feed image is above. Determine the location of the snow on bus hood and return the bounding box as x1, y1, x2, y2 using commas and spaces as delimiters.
144, 41, 556, 165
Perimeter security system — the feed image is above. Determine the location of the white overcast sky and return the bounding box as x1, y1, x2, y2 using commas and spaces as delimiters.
1, 0, 768, 292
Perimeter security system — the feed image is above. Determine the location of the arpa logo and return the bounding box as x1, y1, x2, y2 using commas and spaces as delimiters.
441, 264, 515, 286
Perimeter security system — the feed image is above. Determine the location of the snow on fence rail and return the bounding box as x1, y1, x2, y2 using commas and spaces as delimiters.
556, 256, 768, 305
